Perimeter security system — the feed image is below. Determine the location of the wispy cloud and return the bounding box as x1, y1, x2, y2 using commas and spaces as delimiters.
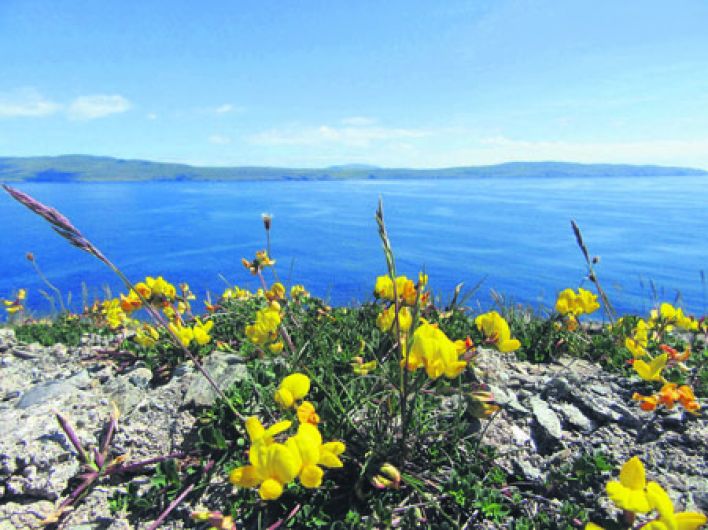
208, 134, 231, 145
68, 94, 132, 120
0, 88, 61, 117
147, 112, 158, 120
215, 103, 236, 114
341, 116, 377, 126
250, 123, 428, 148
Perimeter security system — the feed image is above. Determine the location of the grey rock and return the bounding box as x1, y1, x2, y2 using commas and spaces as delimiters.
183, 352, 248, 408
103, 375, 146, 415
17, 381, 78, 409
530, 395, 563, 441
555, 402, 596, 432
127, 367, 153, 389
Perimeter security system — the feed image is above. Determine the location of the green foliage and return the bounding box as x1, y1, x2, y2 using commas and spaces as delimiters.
14, 313, 111, 347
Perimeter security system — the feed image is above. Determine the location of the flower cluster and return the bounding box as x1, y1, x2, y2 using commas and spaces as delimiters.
555, 287, 600, 330
244, 301, 284, 353
241, 250, 276, 275
2, 288, 26, 315
587, 456, 706, 530
404, 320, 468, 379
168, 318, 214, 347
374, 273, 427, 306
650, 302, 699, 331
619, 304, 700, 412
229, 374, 345, 500
633, 383, 700, 415
474, 311, 521, 352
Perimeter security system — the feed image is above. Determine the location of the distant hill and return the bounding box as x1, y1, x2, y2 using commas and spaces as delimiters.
0, 155, 706, 182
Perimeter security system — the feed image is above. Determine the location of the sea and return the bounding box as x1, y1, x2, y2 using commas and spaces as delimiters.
1, 176, 706, 318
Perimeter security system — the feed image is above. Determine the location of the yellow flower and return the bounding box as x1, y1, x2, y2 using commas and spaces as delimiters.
222, 286, 251, 300
555, 288, 578, 315
193, 318, 214, 346
555, 287, 599, 316
605, 456, 654, 513
467, 390, 501, 418
17, 288, 27, 301
351, 356, 378, 376
102, 299, 127, 329
268, 341, 284, 354
674, 308, 699, 331
407, 320, 467, 379
371, 463, 401, 490
275, 373, 311, 408
585, 524, 605, 530
230, 439, 302, 500
475, 311, 521, 352
245, 302, 282, 346
135, 324, 159, 347
644, 481, 708, 530
244, 416, 292, 445
266, 282, 285, 301
296, 401, 320, 425
374, 275, 418, 305
633, 353, 668, 382
145, 276, 176, 300
576, 288, 600, 314
169, 321, 194, 347
290, 284, 309, 299
376, 305, 412, 333
119, 291, 142, 313
286, 423, 345, 489
625, 337, 648, 358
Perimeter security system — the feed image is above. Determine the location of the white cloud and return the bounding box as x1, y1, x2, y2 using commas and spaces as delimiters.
68, 94, 132, 120
341, 116, 377, 126
215, 104, 235, 114
0, 89, 61, 117
147, 112, 158, 120
250, 124, 428, 148
208, 134, 231, 145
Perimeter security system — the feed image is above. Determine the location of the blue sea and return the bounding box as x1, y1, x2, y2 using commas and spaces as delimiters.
1, 176, 706, 318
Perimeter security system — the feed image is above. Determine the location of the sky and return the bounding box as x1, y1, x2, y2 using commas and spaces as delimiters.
1, 0, 708, 169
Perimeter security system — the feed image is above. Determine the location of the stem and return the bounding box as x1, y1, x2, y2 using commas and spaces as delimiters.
146, 483, 195, 530
31, 259, 67, 313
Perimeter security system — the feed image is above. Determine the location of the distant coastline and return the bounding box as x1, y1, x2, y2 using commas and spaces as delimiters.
1, 154, 707, 182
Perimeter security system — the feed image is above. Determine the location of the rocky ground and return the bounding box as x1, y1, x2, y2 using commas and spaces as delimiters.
0, 327, 705, 529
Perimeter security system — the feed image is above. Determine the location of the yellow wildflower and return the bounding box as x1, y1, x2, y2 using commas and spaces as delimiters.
606, 456, 655, 513
351, 356, 378, 376
644, 481, 707, 530
406, 320, 467, 379
296, 401, 320, 425
229, 439, 301, 500
135, 324, 159, 347
290, 284, 309, 299
374, 275, 418, 305
145, 276, 176, 300
633, 353, 668, 382
244, 416, 292, 445
169, 321, 194, 347
376, 305, 412, 333
192, 318, 214, 346
475, 311, 521, 352
266, 282, 285, 301
286, 423, 345, 489
371, 463, 401, 490
274, 373, 311, 408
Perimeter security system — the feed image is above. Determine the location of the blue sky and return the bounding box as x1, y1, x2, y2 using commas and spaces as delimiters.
1, 0, 707, 168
